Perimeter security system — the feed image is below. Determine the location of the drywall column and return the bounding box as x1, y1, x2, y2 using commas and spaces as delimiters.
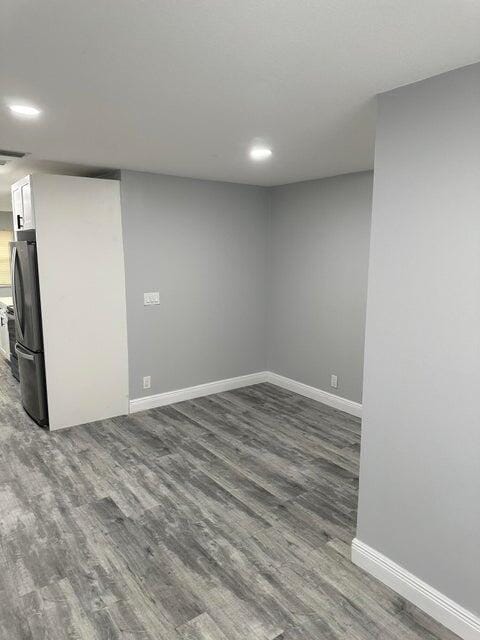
34, 174, 129, 429
355, 63, 480, 634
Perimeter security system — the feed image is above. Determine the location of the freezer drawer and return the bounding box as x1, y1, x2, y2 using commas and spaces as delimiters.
16, 343, 48, 427
10, 353, 19, 382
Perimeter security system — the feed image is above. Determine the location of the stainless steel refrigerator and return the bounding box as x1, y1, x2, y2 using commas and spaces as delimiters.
10, 239, 49, 426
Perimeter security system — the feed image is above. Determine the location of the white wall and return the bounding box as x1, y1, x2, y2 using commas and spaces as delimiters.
357, 63, 480, 619
268, 172, 372, 403
34, 175, 129, 429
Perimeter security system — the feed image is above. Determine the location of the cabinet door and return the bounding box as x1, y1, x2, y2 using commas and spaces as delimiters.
11, 176, 35, 235
12, 186, 23, 237
21, 181, 35, 229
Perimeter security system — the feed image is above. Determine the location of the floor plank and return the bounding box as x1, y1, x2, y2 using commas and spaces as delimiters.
0, 357, 460, 640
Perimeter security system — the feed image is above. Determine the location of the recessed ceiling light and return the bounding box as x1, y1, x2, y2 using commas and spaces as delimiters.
8, 104, 41, 117
249, 145, 272, 161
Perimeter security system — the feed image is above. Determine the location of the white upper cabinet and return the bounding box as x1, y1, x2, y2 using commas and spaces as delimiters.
11, 175, 35, 236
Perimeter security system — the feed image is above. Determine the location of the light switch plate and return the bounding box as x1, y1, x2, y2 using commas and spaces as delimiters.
144, 292, 160, 306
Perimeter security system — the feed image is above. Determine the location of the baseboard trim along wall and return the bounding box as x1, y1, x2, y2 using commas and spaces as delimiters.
266, 372, 362, 417
129, 372, 269, 413
351, 539, 480, 640
130, 371, 362, 417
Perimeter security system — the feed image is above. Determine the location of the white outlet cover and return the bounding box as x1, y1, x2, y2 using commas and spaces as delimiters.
143, 375, 151, 389
330, 374, 338, 389
144, 292, 160, 306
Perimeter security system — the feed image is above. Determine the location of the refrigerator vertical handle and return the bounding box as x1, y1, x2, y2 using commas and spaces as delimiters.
10, 245, 16, 310
11, 246, 25, 345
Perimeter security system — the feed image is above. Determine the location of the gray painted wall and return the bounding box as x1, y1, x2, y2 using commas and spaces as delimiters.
268, 172, 373, 403
0, 211, 13, 297
357, 63, 480, 615
120, 170, 372, 402
120, 171, 269, 399
0, 211, 13, 230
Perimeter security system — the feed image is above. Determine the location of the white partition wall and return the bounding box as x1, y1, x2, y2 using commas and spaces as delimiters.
33, 174, 129, 430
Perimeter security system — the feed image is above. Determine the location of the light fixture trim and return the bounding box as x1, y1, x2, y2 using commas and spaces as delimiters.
249, 145, 273, 161
8, 104, 42, 117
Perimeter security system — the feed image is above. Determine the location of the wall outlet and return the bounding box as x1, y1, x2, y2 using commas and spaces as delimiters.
330, 374, 338, 389
143, 375, 151, 389
144, 292, 160, 306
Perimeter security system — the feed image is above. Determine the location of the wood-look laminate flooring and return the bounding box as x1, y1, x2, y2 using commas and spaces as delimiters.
0, 357, 459, 640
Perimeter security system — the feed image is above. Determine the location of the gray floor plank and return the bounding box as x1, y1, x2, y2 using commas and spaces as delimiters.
177, 612, 229, 640
0, 357, 459, 640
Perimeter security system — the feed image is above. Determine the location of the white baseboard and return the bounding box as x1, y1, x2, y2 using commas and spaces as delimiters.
129, 371, 268, 413
130, 370, 362, 417
352, 539, 480, 640
266, 372, 362, 418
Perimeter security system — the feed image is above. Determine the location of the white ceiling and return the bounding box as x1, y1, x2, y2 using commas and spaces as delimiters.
1, 0, 480, 199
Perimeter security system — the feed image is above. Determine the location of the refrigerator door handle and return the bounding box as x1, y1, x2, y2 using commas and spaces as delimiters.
11, 245, 26, 345
15, 344, 35, 361
10, 245, 16, 305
